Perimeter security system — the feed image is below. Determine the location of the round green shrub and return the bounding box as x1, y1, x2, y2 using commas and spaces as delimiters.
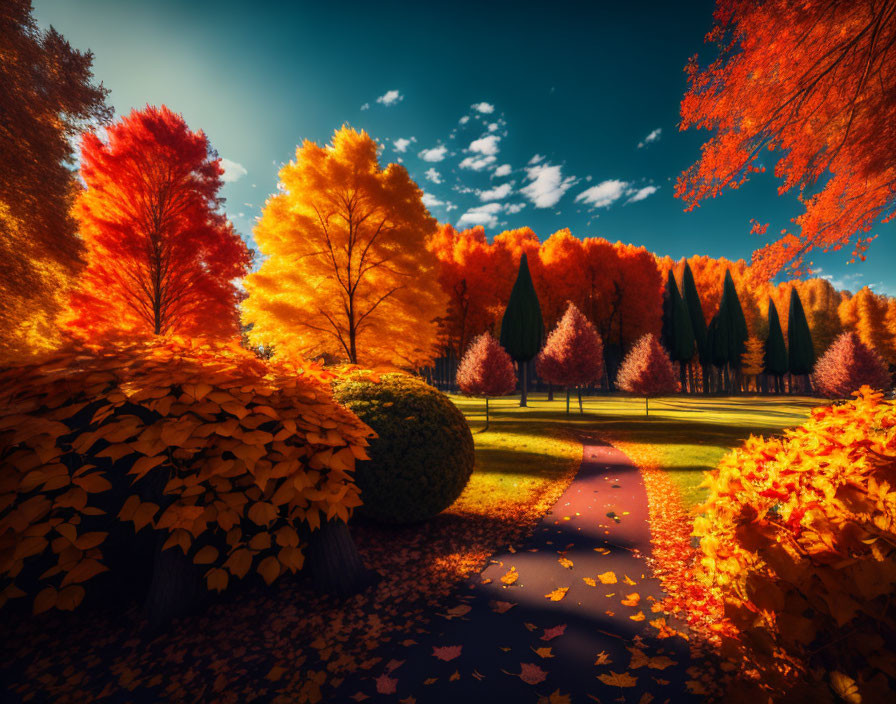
332, 373, 474, 524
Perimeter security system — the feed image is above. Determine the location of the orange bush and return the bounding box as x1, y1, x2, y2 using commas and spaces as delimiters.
0, 336, 372, 614
694, 387, 896, 702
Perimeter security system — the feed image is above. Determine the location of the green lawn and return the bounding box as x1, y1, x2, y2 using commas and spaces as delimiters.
449, 392, 821, 509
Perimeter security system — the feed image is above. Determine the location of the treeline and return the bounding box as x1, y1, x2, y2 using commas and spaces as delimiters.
428, 226, 896, 394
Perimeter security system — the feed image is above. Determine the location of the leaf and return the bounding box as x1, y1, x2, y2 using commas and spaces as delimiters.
538, 691, 572, 704
500, 567, 519, 585
629, 611, 645, 621
620, 592, 640, 607
33, 586, 57, 614
61, 558, 108, 586
583, 577, 597, 587
594, 650, 611, 665
432, 645, 462, 662
622, 575, 637, 585
257, 555, 280, 585
830, 671, 861, 704
515, 663, 547, 685
598, 571, 617, 584
597, 671, 638, 688
56, 585, 86, 611
532, 647, 554, 659
545, 587, 569, 601
541, 624, 567, 641
558, 556, 574, 569
193, 545, 219, 565
490, 600, 516, 614
375, 674, 397, 695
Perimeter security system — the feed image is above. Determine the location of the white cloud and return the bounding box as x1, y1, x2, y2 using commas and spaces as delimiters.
419, 145, 448, 162
457, 202, 502, 228
376, 89, 404, 106
488, 123, 499, 132
459, 115, 470, 124
505, 203, 526, 214
360, 102, 370, 111
477, 183, 513, 201
626, 185, 659, 203
471, 102, 495, 114
528, 154, 544, 165
575, 180, 629, 208
424, 167, 442, 184
520, 162, 577, 208
637, 128, 662, 149
393, 137, 415, 153
220, 158, 248, 183
493, 164, 512, 178
459, 154, 497, 171
468, 134, 500, 156
422, 192, 447, 209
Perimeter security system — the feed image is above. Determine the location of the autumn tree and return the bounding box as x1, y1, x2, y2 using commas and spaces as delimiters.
678, 0, 896, 278
813, 332, 891, 399
536, 303, 604, 414
787, 287, 815, 391
765, 299, 788, 393
60, 106, 250, 341
616, 334, 678, 416
500, 253, 544, 407
661, 270, 695, 391
456, 333, 517, 429
243, 127, 446, 368
838, 286, 896, 367
681, 262, 710, 393
0, 0, 110, 360
741, 336, 765, 393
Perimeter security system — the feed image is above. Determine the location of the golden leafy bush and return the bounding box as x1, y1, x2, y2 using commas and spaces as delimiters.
694, 387, 896, 702
0, 336, 373, 614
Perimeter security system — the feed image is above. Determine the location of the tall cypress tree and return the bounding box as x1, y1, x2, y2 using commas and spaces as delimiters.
787, 288, 815, 384
661, 270, 695, 390
681, 262, 709, 393
765, 299, 787, 393
500, 253, 544, 407
719, 270, 749, 368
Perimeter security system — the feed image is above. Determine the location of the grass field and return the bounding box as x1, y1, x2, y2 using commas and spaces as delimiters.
449, 392, 821, 508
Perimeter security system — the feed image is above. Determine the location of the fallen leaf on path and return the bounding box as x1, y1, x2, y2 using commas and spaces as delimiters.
375, 674, 397, 694
433, 646, 462, 662
385, 659, 404, 673
597, 671, 638, 688
605, 609, 615, 617
830, 672, 861, 704
490, 600, 516, 613
594, 547, 610, 555
594, 651, 611, 665
583, 577, 597, 587
558, 556, 574, 569
350, 693, 368, 702
629, 611, 645, 621
598, 571, 617, 584
399, 697, 416, 704
545, 587, 569, 601
620, 593, 640, 607
532, 646, 554, 659
524, 622, 538, 631
647, 656, 676, 670
638, 693, 654, 704
538, 691, 572, 704
442, 605, 472, 619
685, 680, 708, 695
265, 666, 286, 681
472, 670, 485, 681
449, 671, 460, 682
514, 663, 548, 685
541, 624, 567, 641
622, 575, 637, 585
501, 568, 519, 585
423, 678, 437, 685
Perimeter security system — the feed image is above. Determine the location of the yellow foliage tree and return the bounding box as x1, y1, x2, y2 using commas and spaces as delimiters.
242, 127, 446, 368
740, 336, 765, 392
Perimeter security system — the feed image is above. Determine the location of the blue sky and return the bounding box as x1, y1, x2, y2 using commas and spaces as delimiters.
33, 0, 895, 296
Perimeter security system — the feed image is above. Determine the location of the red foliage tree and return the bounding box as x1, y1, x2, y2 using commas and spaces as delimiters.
536, 303, 604, 414
678, 0, 896, 278
615, 333, 679, 415
457, 333, 517, 430
61, 105, 251, 340
813, 332, 891, 399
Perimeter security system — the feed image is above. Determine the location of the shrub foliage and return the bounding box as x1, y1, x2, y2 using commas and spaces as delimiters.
0, 337, 372, 614
333, 373, 474, 524
694, 387, 896, 702
813, 331, 891, 399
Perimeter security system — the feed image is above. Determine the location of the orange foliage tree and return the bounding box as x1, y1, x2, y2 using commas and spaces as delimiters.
243, 127, 446, 368
694, 388, 896, 701
838, 286, 896, 366
678, 0, 896, 278
60, 106, 250, 341
0, 336, 373, 627
0, 0, 110, 361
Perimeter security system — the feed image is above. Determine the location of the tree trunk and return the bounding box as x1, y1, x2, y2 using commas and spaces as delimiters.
547, 383, 554, 402
519, 360, 528, 407
578, 386, 583, 414
565, 387, 570, 415
679, 362, 687, 393
645, 396, 649, 416
484, 397, 489, 431
308, 519, 377, 598
702, 364, 709, 394
144, 536, 202, 633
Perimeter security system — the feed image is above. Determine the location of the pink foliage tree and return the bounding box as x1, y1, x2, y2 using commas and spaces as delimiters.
615, 333, 679, 416
813, 332, 892, 399
536, 302, 604, 414
457, 333, 517, 430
